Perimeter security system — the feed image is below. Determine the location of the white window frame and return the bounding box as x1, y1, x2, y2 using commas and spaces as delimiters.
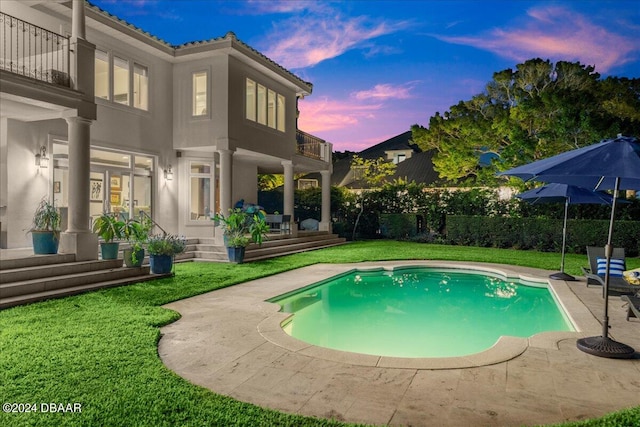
113, 56, 130, 106
245, 77, 286, 133
192, 71, 209, 117
95, 50, 150, 112
298, 179, 318, 189
188, 161, 214, 223
94, 49, 110, 100
133, 63, 149, 111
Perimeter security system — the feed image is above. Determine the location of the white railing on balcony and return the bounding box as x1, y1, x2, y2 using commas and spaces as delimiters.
0, 12, 70, 87
296, 130, 331, 162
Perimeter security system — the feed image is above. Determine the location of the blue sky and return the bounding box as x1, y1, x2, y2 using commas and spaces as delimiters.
90, 0, 640, 152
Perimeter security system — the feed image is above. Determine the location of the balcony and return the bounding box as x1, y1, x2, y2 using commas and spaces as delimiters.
0, 12, 70, 87
296, 130, 331, 162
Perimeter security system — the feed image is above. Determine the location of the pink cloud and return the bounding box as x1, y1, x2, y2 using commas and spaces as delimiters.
352, 82, 417, 101
297, 97, 382, 133
263, 15, 410, 69
438, 6, 637, 72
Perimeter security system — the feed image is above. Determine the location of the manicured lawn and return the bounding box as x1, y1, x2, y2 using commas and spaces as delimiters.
1, 241, 638, 426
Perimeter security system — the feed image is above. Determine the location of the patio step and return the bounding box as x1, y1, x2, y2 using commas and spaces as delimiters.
0, 271, 168, 309
0, 253, 76, 270
245, 234, 347, 261
180, 232, 347, 263
0, 257, 170, 310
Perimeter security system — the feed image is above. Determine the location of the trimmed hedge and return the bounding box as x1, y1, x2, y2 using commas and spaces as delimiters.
379, 213, 422, 239
446, 215, 640, 256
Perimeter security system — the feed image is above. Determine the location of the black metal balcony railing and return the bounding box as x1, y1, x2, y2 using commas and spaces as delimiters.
296, 130, 330, 161
0, 12, 70, 87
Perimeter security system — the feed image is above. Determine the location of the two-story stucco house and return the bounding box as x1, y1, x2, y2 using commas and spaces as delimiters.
0, 0, 333, 260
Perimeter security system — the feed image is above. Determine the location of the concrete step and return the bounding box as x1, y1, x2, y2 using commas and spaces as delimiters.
245, 238, 347, 261
0, 253, 76, 270
192, 251, 228, 261
0, 270, 172, 310
252, 233, 342, 248
245, 236, 347, 261
0, 259, 123, 283
0, 265, 153, 299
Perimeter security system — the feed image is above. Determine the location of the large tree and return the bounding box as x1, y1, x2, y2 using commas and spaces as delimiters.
412, 59, 640, 184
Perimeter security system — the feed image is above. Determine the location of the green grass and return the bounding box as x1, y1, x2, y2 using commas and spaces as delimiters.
1, 241, 638, 427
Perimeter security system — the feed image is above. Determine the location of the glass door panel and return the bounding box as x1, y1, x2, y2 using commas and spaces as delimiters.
108, 172, 129, 221
133, 175, 152, 220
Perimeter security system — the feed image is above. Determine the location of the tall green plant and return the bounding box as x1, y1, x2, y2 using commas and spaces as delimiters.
31, 199, 60, 232
213, 208, 269, 248
350, 155, 396, 240
92, 213, 125, 243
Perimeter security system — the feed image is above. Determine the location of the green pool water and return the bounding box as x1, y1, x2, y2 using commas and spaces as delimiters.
270, 267, 574, 358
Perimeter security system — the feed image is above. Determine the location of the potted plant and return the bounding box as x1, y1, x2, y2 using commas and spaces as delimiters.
213, 208, 269, 263
122, 216, 151, 267
92, 213, 125, 260
30, 198, 61, 255
146, 234, 186, 274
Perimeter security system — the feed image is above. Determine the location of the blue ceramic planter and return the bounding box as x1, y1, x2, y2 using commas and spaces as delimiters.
150, 254, 173, 274
32, 231, 58, 254
227, 246, 245, 263
100, 242, 120, 260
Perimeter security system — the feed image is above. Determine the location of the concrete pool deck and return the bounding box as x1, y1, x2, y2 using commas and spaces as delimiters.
158, 261, 640, 426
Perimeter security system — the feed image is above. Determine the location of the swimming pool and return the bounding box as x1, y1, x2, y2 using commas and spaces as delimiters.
269, 266, 575, 358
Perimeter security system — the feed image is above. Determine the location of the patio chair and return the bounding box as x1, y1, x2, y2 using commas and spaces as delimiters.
582, 246, 639, 296
620, 295, 640, 321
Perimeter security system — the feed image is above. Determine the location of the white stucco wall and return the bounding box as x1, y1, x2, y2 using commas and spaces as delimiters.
87, 29, 179, 235
172, 56, 229, 151
2, 119, 68, 248
233, 159, 258, 206
227, 56, 298, 160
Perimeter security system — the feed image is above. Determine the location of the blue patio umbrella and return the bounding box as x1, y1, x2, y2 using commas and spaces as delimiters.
500, 135, 640, 359
516, 183, 617, 282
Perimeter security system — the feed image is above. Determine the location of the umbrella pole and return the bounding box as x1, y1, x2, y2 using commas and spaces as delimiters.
561, 198, 568, 273
576, 177, 635, 358
549, 198, 575, 281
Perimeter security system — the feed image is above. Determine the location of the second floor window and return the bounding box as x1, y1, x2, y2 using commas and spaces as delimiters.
246, 78, 285, 132
94, 50, 149, 111
133, 63, 149, 111
192, 71, 207, 116
113, 56, 129, 105
95, 50, 109, 99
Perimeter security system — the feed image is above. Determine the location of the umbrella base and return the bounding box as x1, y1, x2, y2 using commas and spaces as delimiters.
576, 336, 635, 359
549, 272, 576, 281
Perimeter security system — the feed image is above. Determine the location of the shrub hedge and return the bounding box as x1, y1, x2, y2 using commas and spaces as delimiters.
445, 215, 640, 256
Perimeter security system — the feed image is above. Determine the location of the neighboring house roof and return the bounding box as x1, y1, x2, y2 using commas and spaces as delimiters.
298, 131, 442, 189
394, 150, 442, 185
357, 131, 416, 159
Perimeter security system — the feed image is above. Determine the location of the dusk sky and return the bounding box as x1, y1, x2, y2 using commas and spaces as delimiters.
90, 0, 640, 152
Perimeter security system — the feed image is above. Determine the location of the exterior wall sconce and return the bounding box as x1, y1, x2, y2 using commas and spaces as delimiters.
35, 146, 49, 168
164, 164, 173, 180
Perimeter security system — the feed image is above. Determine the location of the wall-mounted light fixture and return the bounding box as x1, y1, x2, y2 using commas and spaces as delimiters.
35, 146, 49, 168
164, 164, 173, 180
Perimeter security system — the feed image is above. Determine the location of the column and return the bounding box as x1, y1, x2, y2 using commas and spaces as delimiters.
72, 0, 86, 39
215, 149, 233, 245
282, 161, 294, 217
320, 169, 332, 232
218, 149, 234, 215
59, 117, 98, 260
